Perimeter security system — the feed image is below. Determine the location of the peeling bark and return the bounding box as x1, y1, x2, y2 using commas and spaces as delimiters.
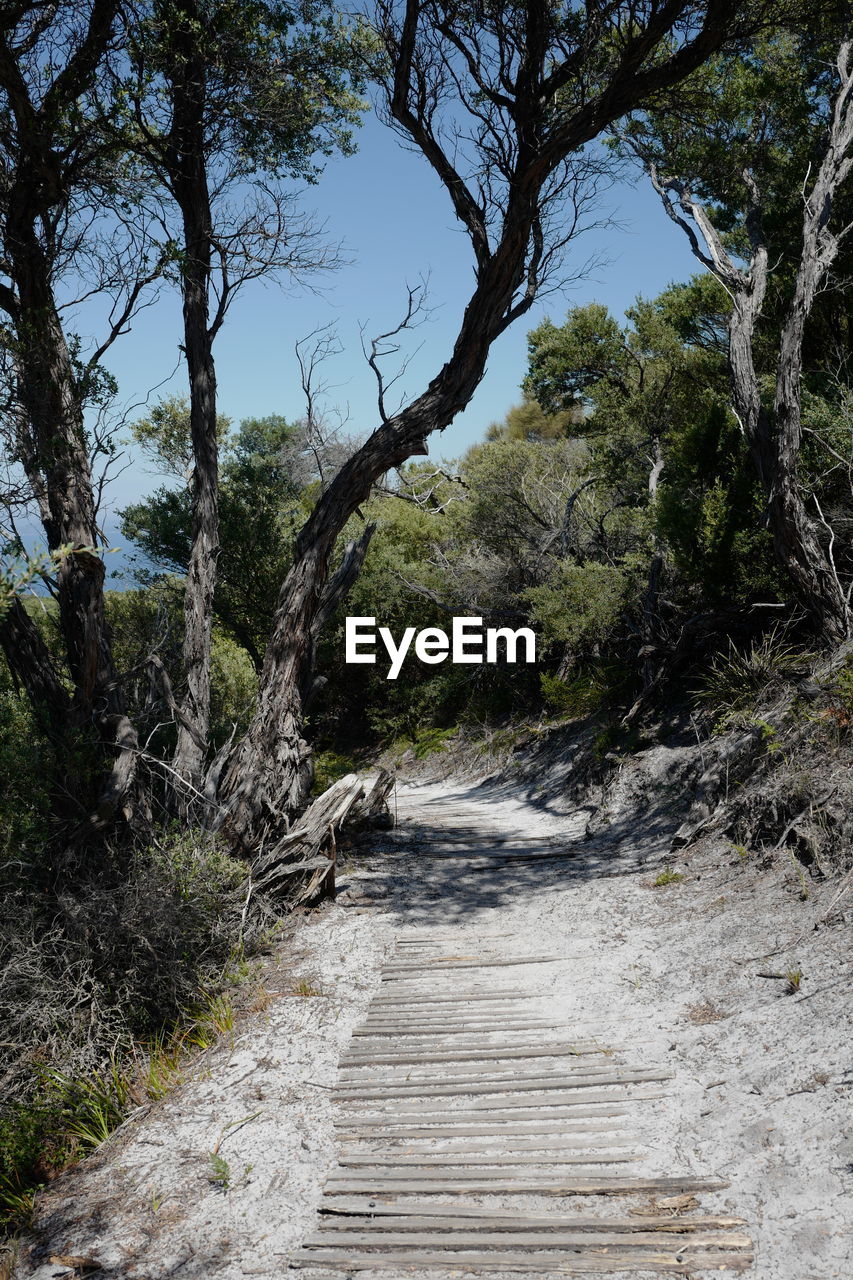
165, 2, 220, 794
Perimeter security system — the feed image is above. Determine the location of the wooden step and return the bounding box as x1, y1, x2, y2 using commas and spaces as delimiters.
319, 1203, 748, 1230
323, 1175, 730, 1197
336, 1119, 630, 1140
340, 1044, 611, 1069
336, 1151, 640, 1168
298, 1246, 753, 1272
305, 1228, 753, 1252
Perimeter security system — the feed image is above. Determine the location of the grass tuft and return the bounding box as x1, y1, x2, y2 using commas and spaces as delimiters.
653, 867, 685, 887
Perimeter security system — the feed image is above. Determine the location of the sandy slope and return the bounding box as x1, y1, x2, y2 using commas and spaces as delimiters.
15, 774, 852, 1279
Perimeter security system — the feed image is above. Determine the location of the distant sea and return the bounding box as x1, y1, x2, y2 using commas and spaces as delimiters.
11, 518, 161, 593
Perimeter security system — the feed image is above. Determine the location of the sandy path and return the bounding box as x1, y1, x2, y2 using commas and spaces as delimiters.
16, 777, 852, 1279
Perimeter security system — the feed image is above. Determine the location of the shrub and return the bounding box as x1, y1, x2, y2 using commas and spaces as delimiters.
694, 628, 812, 729
0, 689, 50, 856
0, 831, 255, 1235
540, 671, 602, 717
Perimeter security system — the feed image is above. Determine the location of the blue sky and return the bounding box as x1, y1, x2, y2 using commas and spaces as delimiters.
88, 110, 700, 515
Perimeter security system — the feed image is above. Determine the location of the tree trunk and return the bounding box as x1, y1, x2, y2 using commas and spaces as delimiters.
4, 214, 128, 726
728, 278, 850, 642
215, 0, 760, 848
163, 3, 220, 796
0, 2, 142, 828
0, 597, 71, 742
216, 241, 542, 847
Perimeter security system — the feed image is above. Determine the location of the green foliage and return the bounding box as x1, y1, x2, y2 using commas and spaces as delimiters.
410, 726, 458, 759
0, 687, 50, 856
656, 402, 779, 603
486, 396, 580, 441
831, 655, 853, 716
312, 750, 359, 795
540, 671, 603, 718
694, 629, 813, 729
0, 831, 253, 1235
43, 1061, 131, 1152
524, 303, 628, 413
129, 395, 232, 481
785, 968, 803, 993
525, 562, 637, 652
208, 1151, 231, 1191
0, 1101, 66, 1230
127, 0, 370, 186
653, 867, 685, 887
122, 411, 304, 666
105, 587, 257, 748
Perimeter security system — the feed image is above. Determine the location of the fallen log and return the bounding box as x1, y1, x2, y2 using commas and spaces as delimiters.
250, 769, 395, 905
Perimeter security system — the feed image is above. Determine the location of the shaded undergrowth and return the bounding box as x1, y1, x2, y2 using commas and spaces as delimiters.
0, 829, 281, 1237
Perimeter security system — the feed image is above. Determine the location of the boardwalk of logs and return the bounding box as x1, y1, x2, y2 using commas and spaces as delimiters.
298, 801, 753, 1277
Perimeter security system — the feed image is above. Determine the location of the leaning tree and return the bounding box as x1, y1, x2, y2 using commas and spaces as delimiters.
216, 0, 775, 848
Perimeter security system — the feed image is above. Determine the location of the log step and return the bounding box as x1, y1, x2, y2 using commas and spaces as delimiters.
381, 956, 561, 974
319, 1203, 748, 1230
298, 1247, 753, 1272
305, 1229, 753, 1252
335, 1070, 667, 1100
323, 1176, 730, 1196
339, 1137, 637, 1156
342, 1090, 667, 1116
340, 1045, 611, 1068
336, 1121, 630, 1140
336, 1152, 640, 1168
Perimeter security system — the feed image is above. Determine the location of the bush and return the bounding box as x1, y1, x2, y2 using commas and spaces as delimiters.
540, 670, 604, 718
524, 562, 635, 652
0, 688, 50, 856
0, 830, 252, 1231
694, 628, 813, 729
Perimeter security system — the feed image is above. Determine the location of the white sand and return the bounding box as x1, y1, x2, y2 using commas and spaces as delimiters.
15, 773, 852, 1279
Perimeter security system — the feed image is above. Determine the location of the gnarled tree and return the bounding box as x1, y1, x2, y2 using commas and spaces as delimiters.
217, 0, 773, 846
0, 0, 165, 825
625, 22, 853, 639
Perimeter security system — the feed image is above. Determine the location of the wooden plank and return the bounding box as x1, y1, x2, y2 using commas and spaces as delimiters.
367, 1000, 532, 1012
336, 1152, 640, 1168
370, 993, 530, 1004
297, 1247, 753, 1272
350, 1028, 554, 1041
347, 1092, 665, 1117
358, 1016, 547, 1028
334, 1104, 640, 1127
340, 1046, 611, 1069
350, 1024, 554, 1038
339, 1064, 618, 1085
339, 1055, 618, 1081
381, 957, 561, 973
335, 1070, 671, 1101
339, 1137, 636, 1156
323, 1176, 730, 1197
319, 1204, 748, 1231
342, 1041, 606, 1059
305, 1230, 753, 1252
361, 1010, 541, 1021
335, 1120, 629, 1140
355, 1028, 553, 1038
371, 988, 532, 998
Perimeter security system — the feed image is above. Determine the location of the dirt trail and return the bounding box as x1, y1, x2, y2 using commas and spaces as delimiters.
16, 778, 852, 1279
